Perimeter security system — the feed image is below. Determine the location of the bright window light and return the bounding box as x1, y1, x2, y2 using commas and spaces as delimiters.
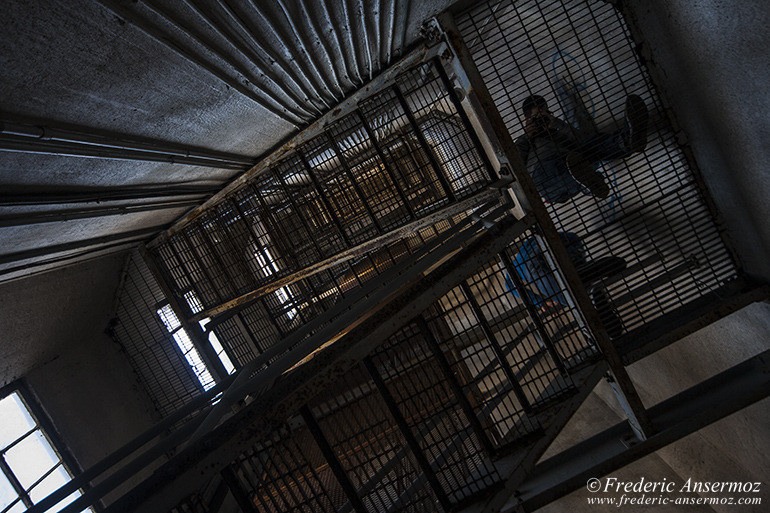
156, 305, 216, 391
0, 389, 94, 512
199, 318, 236, 375
253, 248, 298, 320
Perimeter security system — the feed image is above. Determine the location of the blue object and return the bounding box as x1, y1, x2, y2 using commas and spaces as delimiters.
505, 232, 586, 307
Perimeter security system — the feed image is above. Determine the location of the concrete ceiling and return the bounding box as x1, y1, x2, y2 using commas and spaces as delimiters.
0, 0, 455, 283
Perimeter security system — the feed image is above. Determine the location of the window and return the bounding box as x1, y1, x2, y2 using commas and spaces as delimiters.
0, 385, 93, 513
156, 302, 235, 392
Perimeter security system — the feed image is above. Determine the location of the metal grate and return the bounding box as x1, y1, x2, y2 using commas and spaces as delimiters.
111, 250, 206, 418
148, 59, 495, 323
456, 0, 739, 337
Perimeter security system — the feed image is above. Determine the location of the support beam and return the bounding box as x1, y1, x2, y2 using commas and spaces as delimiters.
515, 350, 770, 512
0, 226, 161, 266
187, 188, 499, 322
364, 357, 453, 511
300, 407, 368, 513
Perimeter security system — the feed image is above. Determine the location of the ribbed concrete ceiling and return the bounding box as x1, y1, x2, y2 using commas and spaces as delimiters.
0, 0, 454, 282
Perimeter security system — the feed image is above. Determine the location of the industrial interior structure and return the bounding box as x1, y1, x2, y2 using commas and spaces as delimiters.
1, 0, 768, 512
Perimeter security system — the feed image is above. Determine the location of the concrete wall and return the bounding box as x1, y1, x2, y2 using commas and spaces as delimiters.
622, 0, 770, 281
540, 302, 770, 512
0, 252, 159, 498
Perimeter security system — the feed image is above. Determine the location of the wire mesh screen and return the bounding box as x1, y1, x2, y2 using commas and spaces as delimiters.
456, 0, 739, 337
148, 58, 494, 321
110, 250, 205, 418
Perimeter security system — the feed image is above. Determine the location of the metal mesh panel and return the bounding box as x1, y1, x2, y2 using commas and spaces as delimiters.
150, 59, 494, 318
111, 250, 204, 418
232, 419, 340, 513
368, 323, 501, 506
456, 0, 739, 337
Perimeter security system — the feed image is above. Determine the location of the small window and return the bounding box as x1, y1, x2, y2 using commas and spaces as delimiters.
156, 300, 236, 392
0, 385, 94, 512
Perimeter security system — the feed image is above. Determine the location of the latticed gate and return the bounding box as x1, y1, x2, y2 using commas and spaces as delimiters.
43, 3, 767, 513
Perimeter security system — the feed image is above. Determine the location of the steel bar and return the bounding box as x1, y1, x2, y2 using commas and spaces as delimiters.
416, 315, 496, 455
297, 149, 353, 246
392, 84, 457, 201
437, 13, 653, 441
364, 358, 452, 511
460, 281, 532, 411
516, 349, 770, 512
355, 110, 417, 220
323, 130, 385, 234
188, 188, 499, 322
0, 226, 160, 266
435, 15, 655, 511
299, 407, 368, 513
498, 251, 569, 376
180, 230, 227, 304
433, 57, 498, 182
164, 206, 498, 456
0, 199, 199, 228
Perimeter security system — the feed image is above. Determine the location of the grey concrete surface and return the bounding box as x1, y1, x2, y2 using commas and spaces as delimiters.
623, 0, 770, 281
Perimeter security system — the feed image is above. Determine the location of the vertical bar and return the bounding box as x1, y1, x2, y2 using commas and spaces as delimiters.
459, 281, 532, 411
363, 358, 452, 512
323, 131, 385, 234
498, 250, 569, 376
415, 316, 496, 455
229, 197, 280, 276
296, 149, 354, 246
299, 407, 368, 513
140, 245, 227, 381
433, 57, 499, 182
391, 85, 457, 201
248, 182, 301, 269
179, 230, 226, 303
220, 466, 259, 513
271, 168, 330, 257
196, 220, 243, 296
354, 110, 417, 219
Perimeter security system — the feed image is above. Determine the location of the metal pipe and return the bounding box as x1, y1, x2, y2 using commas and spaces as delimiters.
273, 0, 344, 99
213, 0, 325, 114
0, 120, 254, 167
0, 226, 161, 266
180, 0, 314, 118
139, 0, 309, 122
0, 199, 199, 228
95, 0, 302, 126
246, 0, 335, 109
0, 137, 252, 168
0, 186, 217, 206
